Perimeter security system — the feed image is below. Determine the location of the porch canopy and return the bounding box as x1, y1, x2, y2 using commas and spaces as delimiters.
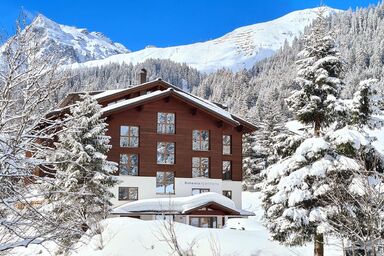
112, 192, 254, 216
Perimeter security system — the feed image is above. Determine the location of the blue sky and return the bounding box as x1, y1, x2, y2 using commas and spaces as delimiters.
0, 0, 381, 51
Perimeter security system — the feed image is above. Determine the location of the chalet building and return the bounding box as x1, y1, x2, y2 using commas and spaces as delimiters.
57, 70, 257, 228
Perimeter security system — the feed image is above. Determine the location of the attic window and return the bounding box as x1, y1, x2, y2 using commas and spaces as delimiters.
157, 112, 175, 134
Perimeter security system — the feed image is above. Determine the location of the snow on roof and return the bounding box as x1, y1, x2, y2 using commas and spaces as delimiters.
100, 87, 243, 126
172, 89, 239, 125
101, 89, 169, 114
92, 88, 127, 100
112, 192, 251, 215
57, 79, 256, 130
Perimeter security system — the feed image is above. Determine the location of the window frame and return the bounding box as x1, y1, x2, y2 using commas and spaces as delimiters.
157, 142, 175, 165
192, 188, 210, 195
222, 190, 232, 199
119, 154, 139, 176
223, 135, 232, 155
190, 217, 218, 228
192, 157, 210, 178
192, 130, 210, 151
157, 112, 176, 134
120, 125, 139, 148
118, 187, 139, 201
156, 171, 175, 194
222, 160, 232, 180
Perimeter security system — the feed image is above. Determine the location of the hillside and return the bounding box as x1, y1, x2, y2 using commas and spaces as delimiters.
71, 7, 338, 73
22, 14, 129, 64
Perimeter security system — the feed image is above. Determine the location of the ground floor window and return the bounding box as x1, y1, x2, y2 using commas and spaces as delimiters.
118, 187, 138, 201
223, 190, 232, 199
156, 171, 175, 194
190, 217, 217, 228
191, 188, 210, 195
155, 215, 174, 222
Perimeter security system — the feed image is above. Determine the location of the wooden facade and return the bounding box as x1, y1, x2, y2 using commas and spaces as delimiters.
105, 96, 243, 181
56, 78, 257, 184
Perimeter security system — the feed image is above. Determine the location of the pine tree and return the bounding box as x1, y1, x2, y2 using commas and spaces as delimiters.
243, 89, 287, 189
260, 9, 350, 256
351, 79, 377, 125
285, 8, 343, 137
325, 80, 384, 254
46, 93, 117, 248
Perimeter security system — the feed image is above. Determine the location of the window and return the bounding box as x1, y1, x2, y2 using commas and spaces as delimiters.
120, 126, 139, 147
190, 217, 217, 228
192, 157, 209, 178
223, 135, 231, 155
156, 171, 175, 194
222, 161, 232, 180
157, 142, 175, 164
192, 130, 209, 151
223, 190, 232, 199
192, 188, 210, 195
155, 215, 174, 221
157, 112, 175, 134
119, 154, 138, 176
118, 187, 138, 200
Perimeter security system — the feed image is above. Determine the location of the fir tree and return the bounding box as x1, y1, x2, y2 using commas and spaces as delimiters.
260, 9, 351, 256
285, 8, 343, 137
46, 93, 117, 248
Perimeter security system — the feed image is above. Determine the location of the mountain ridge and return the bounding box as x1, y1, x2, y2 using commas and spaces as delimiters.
70, 7, 340, 73
26, 14, 130, 64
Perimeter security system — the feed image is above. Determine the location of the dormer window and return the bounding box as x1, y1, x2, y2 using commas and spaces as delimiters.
157, 112, 175, 134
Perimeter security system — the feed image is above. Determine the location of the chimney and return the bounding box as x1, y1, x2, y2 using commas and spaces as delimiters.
138, 68, 147, 84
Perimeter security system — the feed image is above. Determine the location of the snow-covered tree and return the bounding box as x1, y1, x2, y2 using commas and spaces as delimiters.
285, 8, 343, 137
46, 93, 117, 248
0, 14, 66, 251
243, 89, 287, 189
260, 9, 351, 256
324, 81, 384, 254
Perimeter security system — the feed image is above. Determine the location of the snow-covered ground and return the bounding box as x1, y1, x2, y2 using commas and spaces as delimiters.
71, 7, 339, 73
11, 192, 344, 256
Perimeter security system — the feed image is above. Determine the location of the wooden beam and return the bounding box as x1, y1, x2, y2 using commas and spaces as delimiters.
236, 125, 244, 132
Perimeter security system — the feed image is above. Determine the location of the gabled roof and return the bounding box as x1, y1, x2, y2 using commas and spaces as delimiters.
101, 88, 244, 128
112, 192, 254, 216
57, 78, 257, 132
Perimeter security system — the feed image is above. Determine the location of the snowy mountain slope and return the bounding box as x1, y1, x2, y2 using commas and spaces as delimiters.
72, 7, 339, 73
24, 14, 130, 64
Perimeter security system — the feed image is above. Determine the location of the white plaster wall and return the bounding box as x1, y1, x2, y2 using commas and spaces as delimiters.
222, 180, 242, 208
110, 176, 243, 209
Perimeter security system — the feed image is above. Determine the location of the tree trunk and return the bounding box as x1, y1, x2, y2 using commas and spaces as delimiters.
314, 118, 321, 137
314, 232, 324, 256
